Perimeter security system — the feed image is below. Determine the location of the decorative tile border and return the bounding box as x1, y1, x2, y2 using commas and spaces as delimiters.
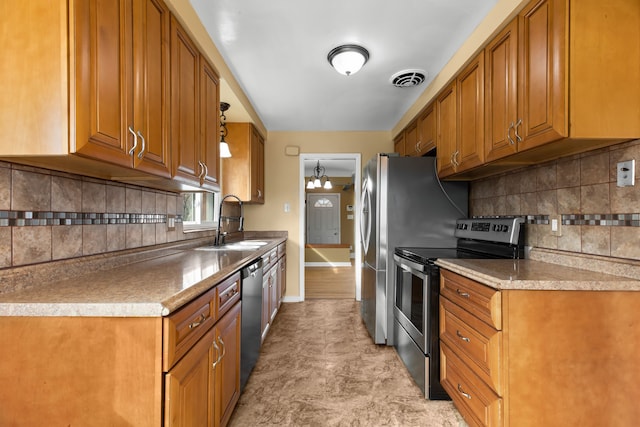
474, 214, 640, 227
0, 211, 182, 227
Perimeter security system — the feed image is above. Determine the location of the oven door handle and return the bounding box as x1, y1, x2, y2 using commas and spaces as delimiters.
393, 254, 429, 278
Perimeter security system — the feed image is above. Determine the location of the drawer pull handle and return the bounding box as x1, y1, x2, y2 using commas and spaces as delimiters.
188, 313, 206, 329
457, 384, 472, 400
220, 285, 239, 306
456, 330, 471, 342
456, 289, 470, 298
217, 337, 226, 362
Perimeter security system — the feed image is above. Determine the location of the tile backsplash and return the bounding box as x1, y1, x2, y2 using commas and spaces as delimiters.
0, 161, 214, 269
470, 139, 640, 261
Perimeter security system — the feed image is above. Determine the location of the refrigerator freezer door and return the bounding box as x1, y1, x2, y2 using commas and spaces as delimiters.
361, 261, 387, 344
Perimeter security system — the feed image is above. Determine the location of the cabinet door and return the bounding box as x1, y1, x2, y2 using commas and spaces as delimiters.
277, 256, 286, 308
436, 81, 457, 177
201, 59, 221, 191
485, 19, 519, 163
404, 121, 418, 156
456, 51, 485, 172
131, 0, 171, 177
261, 270, 270, 342
393, 132, 406, 156
73, 0, 132, 166
213, 303, 241, 427
517, 0, 567, 150
165, 327, 215, 427
251, 128, 265, 203
171, 17, 201, 184
269, 267, 278, 323
417, 104, 436, 156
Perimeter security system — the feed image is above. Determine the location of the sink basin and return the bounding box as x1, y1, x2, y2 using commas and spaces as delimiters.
234, 240, 268, 246
196, 240, 270, 252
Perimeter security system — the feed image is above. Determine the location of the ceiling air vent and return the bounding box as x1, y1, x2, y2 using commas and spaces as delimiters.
390, 69, 427, 88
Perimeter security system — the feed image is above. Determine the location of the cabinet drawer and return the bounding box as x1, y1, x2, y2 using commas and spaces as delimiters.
163, 287, 216, 371
216, 272, 241, 318
440, 270, 501, 329
440, 297, 503, 395
262, 248, 278, 271
441, 342, 503, 427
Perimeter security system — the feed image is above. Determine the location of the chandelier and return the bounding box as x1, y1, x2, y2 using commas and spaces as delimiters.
307, 161, 332, 189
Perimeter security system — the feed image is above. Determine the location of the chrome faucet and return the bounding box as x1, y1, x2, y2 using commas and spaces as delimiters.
215, 194, 244, 246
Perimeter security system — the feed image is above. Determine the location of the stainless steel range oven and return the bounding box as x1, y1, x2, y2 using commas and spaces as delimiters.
393, 217, 525, 400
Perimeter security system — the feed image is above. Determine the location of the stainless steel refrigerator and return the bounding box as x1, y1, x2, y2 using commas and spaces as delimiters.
360, 154, 468, 345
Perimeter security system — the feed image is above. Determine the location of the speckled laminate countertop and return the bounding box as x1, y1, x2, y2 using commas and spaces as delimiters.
0, 235, 286, 317
435, 258, 640, 291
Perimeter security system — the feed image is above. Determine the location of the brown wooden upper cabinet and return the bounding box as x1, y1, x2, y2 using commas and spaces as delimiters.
485, 0, 640, 163
0, 0, 173, 178
222, 123, 265, 203
437, 52, 485, 177
78, 0, 173, 177
416, 103, 436, 156
393, 132, 406, 156
403, 120, 418, 157
170, 17, 221, 192
436, 81, 458, 176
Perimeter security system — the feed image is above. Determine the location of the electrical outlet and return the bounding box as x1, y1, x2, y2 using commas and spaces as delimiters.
550, 214, 562, 237
617, 160, 635, 187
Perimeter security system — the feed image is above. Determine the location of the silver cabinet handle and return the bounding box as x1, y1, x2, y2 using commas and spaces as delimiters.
212, 340, 221, 368
128, 127, 138, 156
416, 140, 421, 153
458, 384, 472, 400
514, 118, 523, 142
452, 151, 460, 167
507, 122, 515, 145
456, 289, 470, 298
456, 330, 471, 342
257, 189, 262, 198
136, 131, 146, 159
197, 161, 205, 179
188, 313, 206, 329
202, 162, 208, 179
217, 337, 226, 362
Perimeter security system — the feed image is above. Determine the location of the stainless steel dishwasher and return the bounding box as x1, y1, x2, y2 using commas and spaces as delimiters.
240, 259, 263, 391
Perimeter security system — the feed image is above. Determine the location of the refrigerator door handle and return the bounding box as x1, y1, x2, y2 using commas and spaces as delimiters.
360, 179, 372, 255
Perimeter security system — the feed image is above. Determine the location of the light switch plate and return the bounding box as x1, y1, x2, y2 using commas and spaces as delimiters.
617, 160, 635, 187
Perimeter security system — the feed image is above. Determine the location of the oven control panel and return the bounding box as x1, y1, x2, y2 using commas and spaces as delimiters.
455, 217, 524, 245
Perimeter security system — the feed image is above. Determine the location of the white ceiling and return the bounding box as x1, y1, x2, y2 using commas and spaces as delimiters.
191, 0, 499, 132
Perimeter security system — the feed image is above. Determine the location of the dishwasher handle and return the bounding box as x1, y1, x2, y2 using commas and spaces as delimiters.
242, 259, 263, 279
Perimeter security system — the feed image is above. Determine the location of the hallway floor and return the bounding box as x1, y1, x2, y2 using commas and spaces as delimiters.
228, 300, 465, 426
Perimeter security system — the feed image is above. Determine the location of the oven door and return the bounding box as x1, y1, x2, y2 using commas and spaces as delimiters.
393, 254, 430, 354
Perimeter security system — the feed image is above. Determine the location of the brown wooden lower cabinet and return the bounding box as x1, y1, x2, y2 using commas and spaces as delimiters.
165, 302, 241, 427
440, 269, 640, 427
0, 274, 242, 427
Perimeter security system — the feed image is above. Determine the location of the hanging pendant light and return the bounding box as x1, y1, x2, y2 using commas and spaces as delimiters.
220, 102, 232, 158
307, 160, 332, 189
327, 44, 369, 76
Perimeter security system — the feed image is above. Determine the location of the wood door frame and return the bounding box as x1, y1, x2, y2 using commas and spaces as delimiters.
298, 153, 361, 302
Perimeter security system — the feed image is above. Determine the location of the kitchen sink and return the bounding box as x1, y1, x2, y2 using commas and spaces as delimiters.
196, 240, 270, 251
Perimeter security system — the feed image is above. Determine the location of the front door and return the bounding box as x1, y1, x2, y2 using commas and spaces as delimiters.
306, 193, 340, 244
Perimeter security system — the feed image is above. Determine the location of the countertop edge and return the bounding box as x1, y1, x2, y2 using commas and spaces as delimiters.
0, 233, 287, 317
435, 258, 640, 292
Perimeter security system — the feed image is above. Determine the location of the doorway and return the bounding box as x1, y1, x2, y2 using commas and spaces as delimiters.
299, 153, 361, 301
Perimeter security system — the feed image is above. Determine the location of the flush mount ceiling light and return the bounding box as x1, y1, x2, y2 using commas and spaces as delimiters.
219, 102, 232, 158
306, 160, 333, 190
327, 44, 369, 76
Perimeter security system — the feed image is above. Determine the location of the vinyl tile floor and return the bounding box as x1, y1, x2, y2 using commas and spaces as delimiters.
228, 300, 466, 427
